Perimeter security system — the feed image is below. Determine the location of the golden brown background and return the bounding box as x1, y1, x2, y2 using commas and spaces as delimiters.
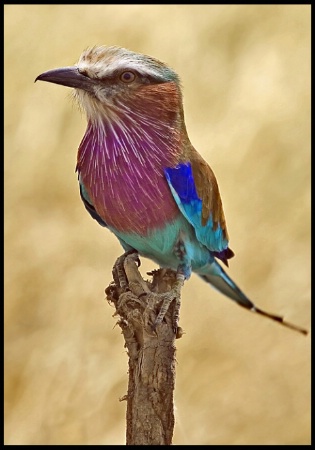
4, 5, 311, 445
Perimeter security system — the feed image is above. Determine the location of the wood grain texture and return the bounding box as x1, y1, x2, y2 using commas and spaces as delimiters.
106, 255, 183, 444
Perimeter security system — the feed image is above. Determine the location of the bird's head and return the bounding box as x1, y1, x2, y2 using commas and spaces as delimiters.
36, 46, 184, 130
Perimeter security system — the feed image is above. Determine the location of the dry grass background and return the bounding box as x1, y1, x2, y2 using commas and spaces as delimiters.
4, 5, 310, 445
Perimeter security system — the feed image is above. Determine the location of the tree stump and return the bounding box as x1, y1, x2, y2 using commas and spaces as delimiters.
105, 253, 183, 445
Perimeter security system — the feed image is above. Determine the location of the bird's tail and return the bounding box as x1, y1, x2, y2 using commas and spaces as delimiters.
198, 260, 308, 335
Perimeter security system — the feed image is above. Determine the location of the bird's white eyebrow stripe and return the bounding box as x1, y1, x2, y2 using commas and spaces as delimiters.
76, 46, 179, 83
79, 58, 163, 80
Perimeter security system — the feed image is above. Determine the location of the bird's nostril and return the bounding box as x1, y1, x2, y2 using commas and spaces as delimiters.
79, 69, 89, 78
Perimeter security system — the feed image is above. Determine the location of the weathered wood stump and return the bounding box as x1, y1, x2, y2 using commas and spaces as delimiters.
105, 253, 183, 445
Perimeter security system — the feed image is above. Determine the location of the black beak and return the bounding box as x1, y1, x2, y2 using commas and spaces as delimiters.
35, 66, 95, 93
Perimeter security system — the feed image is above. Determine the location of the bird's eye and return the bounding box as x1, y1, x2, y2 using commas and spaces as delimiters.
120, 71, 136, 83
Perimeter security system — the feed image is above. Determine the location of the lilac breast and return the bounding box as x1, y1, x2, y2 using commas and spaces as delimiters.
77, 121, 181, 235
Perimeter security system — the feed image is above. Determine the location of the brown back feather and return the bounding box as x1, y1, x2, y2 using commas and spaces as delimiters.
189, 149, 229, 241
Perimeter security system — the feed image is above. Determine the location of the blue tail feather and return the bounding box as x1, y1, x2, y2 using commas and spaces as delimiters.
198, 261, 254, 309
199, 260, 308, 335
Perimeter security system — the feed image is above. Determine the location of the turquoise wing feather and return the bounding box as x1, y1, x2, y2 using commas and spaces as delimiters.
164, 161, 234, 266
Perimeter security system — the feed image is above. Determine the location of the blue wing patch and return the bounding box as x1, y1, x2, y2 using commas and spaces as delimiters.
164, 162, 229, 254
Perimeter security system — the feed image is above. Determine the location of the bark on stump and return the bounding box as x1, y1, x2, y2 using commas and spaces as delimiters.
105, 254, 183, 445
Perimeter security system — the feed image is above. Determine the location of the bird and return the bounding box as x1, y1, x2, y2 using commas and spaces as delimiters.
35, 45, 307, 335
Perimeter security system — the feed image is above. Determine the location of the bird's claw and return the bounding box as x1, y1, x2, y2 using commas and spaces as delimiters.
112, 249, 139, 290
148, 275, 185, 334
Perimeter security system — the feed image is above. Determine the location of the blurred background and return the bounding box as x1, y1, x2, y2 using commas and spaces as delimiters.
4, 5, 310, 445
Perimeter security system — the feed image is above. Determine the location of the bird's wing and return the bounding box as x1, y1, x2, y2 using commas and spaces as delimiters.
164, 153, 234, 266
79, 180, 107, 227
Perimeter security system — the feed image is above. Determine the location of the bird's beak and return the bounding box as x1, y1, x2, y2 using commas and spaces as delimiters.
35, 66, 95, 93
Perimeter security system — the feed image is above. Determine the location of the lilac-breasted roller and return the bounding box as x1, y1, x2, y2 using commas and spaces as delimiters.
36, 45, 307, 335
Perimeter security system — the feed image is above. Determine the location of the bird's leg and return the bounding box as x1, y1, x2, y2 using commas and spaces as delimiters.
152, 272, 185, 332
151, 234, 191, 333
112, 249, 140, 290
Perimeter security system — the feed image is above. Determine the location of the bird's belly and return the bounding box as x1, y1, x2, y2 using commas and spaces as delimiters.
110, 215, 211, 272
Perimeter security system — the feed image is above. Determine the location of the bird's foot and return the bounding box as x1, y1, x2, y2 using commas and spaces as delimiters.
146, 273, 185, 334
112, 249, 140, 291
